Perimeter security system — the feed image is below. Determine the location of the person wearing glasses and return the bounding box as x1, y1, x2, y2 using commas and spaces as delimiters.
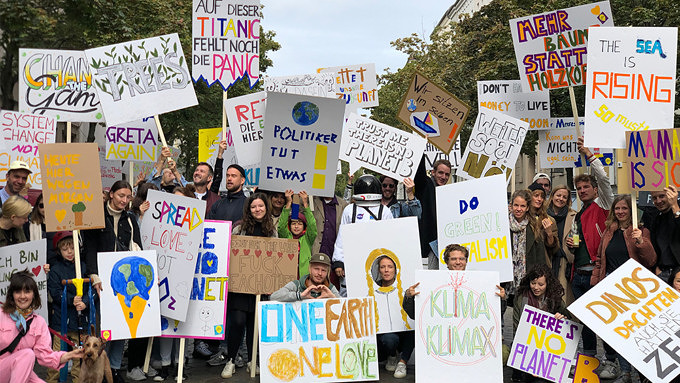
379, 176, 421, 219
532, 173, 552, 197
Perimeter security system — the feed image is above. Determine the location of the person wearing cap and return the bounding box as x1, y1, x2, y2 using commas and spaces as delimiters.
270, 253, 340, 301
533, 173, 552, 196
278, 189, 317, 277
1, 160, 32, 205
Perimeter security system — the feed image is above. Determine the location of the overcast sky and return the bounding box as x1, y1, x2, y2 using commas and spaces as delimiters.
260, 0, 453, 77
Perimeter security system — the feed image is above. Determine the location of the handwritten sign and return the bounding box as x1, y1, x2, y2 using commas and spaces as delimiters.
0, 110, 56, 189
457, 109, 528, 184
198, 127, 259, 190
224, 91, 265, 167
568, 259, 680, 383
140, 190, 205, 321
18, 48, 103, 122
85, 33, 197, 126
415, 270, 502, 383
0, 240, 48, 320
477, 80, 550, 130
229, 235, 298, 295
98, 144, 123, 189
39, 143, 105, 231
509, 1, 614, 91
397, 71, 470, 154
340, 113, 426, 179
626, 128, 680, 191
318, 63, 378, 110
259, 92, 345, 196
162, 220, 231, 339
436, 174, 512, 281
105, 117, 158, 162
424, 140, 461, 173
508, 306, 582, 382
98, 250, 161, 340
259, 297, 378, 382
264, 73, 336, 97
584, 26, 677, 149
540, 118, 613, 169
192, 0, 260, 90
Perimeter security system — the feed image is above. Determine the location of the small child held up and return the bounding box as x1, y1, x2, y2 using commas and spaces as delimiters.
278, 190, 317, 277
45, 231, 90, 383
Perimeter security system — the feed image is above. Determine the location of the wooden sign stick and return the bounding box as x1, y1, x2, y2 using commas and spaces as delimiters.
251, 294, 261, 378
222, 90, 228, 140
631, 192, 639, 230
568, 86, 587, 172
154, 115, 168, 148
177, 338, 186, 382
65, 121, 83, 280
143, 337, 153, 373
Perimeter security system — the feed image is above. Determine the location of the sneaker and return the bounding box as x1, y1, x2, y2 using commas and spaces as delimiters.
394, 361, 407, 379
599, 360, 619, 379
207, 350, 228, 366
612, 373, 632, 383
246, 360, 260, 375
385, 355, 398, 372
234, 354, 246, 368
146, 366, 158, 378
194, 341, 212, 358
126, 367, 147, 381
173, 372, 188, 381
221, 359, 236, 379
153, 366, 170, 382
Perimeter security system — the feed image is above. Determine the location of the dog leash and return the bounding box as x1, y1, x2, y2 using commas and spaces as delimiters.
48, 327, 77, 348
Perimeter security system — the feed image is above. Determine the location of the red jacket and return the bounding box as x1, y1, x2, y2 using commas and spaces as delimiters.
591, 223, 657, 285
580, 201, 608, 263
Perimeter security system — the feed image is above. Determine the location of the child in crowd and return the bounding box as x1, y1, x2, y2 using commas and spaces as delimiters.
278, 190, 317, 277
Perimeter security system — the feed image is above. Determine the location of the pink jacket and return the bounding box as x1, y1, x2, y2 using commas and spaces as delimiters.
591, 224, 657, 285
0, 311, 66, 370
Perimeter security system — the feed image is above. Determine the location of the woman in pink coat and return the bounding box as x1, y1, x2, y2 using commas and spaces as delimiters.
0, 270, 83, 382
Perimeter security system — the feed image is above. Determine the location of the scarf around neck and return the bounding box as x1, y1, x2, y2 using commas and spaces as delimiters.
509, 214, 529, 293
9, 308, 32, 332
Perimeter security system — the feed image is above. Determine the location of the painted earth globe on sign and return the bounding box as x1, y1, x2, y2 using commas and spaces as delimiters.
291, 101, 319, 126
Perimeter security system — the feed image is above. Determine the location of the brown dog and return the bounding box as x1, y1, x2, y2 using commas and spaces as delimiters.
79, 335, 113, 383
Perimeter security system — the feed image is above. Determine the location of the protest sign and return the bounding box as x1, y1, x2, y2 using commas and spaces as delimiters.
568, 259, 680, 383
105, 117, 158, 162
340, 113, 426, 180
192, 0, 260, 90
584, 27, 677, 149
264, 73, 336, 97
0, 110, 56, 189
198, 127, 260, 189
508, 306, 582, 382
229, 235, 298, 295
18, 48, 103, 122
436, 174, 512, 281
162, 220, 231, 339
259, 92, 345, 196
424, 140, 461, 173
626, 128, 680, 191
397, 71, 470, 154
98, 250, 161, 340
540, 118, 614, 168
132, 146, 180, 180
98, 144, 123, 189
85, 33, 197, 126
477, 80, 550, 130
509, 1, 614, 91
39, 143, 105, 232
415, 270, 503, 383
224, 91, 266, 167
343, 217, 422, 333
457, 109, 528, 184
140, 190, 205, 321
0, 240, 48, 320
259, 297, 379, 382
318, 63, 378, 110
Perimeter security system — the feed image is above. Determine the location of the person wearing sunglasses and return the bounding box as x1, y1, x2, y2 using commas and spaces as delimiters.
379, 176, 421, 219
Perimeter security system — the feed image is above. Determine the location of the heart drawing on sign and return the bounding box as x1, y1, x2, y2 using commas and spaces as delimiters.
32, 266, 41, 276
266, 251, 272, 256
277, 252, 283, 258
244, 249, 250, 255
255, 250, 262, 257
591, 5, 600, 14
55, 210, 67, 222
232, 249, 239, 255
287, 253, 295, 260
207, 260, 213, 267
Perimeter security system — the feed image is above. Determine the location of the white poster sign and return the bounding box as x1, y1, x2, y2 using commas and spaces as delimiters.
0, 240, 48, 320
105, 117, 158, 163
224, 91, 266, 167
318, 63, 379, 110
539, 118, 614, 168
264, 73, 336, 97
477, 80, 550, 130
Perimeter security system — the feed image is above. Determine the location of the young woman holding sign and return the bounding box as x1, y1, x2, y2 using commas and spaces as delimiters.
546, 185, 577, 305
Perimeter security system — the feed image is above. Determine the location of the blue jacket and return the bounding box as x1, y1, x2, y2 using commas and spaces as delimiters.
47, 258, 90, 332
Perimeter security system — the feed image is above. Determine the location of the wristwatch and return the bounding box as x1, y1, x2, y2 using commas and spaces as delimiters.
675, 210, 680, 218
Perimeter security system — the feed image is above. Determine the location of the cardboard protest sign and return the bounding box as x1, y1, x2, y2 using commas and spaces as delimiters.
584, 27, 678, 149
198, 127, 259, 189
162, 220, 231, 339
424, 140, 461, 173
98, 144, 123, 189
340, 113, 427, 179
509, 1, 614, 91
259, 92, 345, 196
626, 128, 680, 191
397, 71, 470, 154
436, 174, 513, 281
1, 110, 57, 189
98, 250, 161, 340
259, 297, 379, 382
540, 118, 614, 169
39, 143, 105, 231
85, 33, 197, 126
264, 73, 336, 97
568, 259, 680, 383
318, 63, 378, 110
477, 80, 550, 130
508, 306, 582, 382
415, 270, 503, 383
224, 91, 265, 167
0, 240, 48, 320
228, 235, 298, 295
140, 190, 205, 321
105, 117, 158, 163
343, 217, 422, 333
457, 109, 528, 184
18, 48, 104, 122
192, 0, 260, 90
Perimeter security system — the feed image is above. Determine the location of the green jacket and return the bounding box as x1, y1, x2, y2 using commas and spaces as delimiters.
278, 207, 317, 277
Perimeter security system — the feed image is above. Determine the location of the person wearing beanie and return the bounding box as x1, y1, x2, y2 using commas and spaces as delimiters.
278, 189, 317, 277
